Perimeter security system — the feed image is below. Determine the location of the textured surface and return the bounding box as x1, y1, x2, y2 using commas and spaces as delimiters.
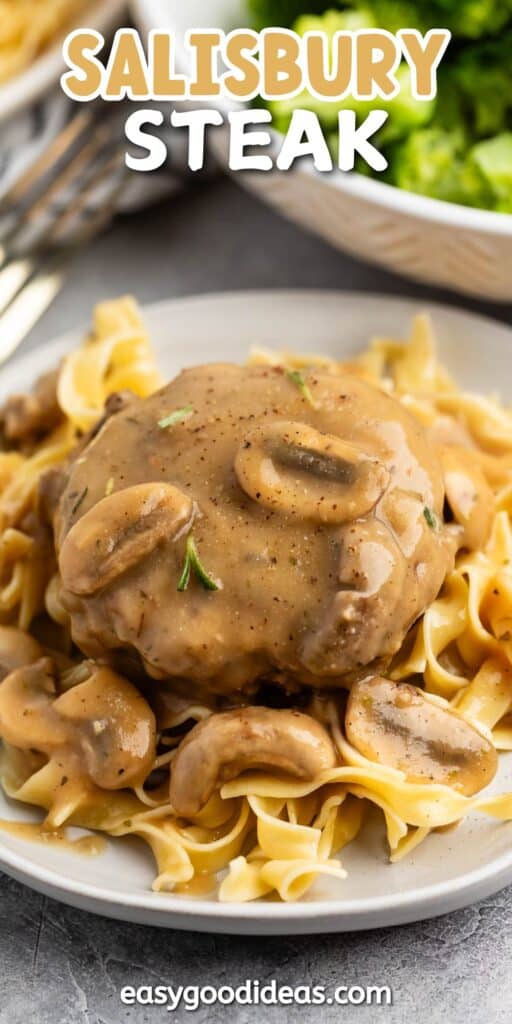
2, 176, 512, 1023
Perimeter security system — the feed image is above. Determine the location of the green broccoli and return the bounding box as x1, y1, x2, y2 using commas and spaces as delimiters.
365, 0, 512, 37
250, 0, 512, 212
294, 6, 377, 33
269, 11, 435, 140
448, 33, 512, 137
268, 8, 376, 133
360, 1, 426, 33
391, 127, 493, 207
247, 0, 330, 29
432, 0, 512, 38
471, 134, 512, 212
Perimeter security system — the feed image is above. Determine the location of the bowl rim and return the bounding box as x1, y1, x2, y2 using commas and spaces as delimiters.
132, 0, 512, 238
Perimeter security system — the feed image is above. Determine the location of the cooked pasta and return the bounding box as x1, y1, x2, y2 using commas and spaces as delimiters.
0, 297, 161, 629
0, 0, 91, 84
1, 298, 512, 904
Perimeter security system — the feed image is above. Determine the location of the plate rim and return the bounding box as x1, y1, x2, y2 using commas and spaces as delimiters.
2, 287, 512, 933
3, 288, 512, 398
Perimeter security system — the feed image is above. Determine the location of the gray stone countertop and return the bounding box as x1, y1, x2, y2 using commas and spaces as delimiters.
2, 176, 512, 1024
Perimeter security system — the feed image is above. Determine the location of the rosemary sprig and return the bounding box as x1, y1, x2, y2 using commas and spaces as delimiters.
177, 547, 192, 591
178, 534, 221, 592
423, 506, 440, 531
70, 486, 88, 516
286, 369, 317, 409
158, 405, 193, 429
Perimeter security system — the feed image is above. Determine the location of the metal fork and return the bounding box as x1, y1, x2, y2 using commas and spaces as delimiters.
0, 106, 130, 367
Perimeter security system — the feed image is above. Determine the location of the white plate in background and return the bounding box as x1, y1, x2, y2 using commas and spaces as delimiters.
1, 290, 512, 935
0, 0, 127, 124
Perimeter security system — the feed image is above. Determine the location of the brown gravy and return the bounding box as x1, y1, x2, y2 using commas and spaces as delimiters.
0, 819, 107, 855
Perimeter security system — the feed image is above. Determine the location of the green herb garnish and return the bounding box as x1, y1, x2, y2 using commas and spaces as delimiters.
178, 534, 221, 592
286, 370, 317, 409
71, 486, 88, 516
423, 507, 439, 531
177, 549, 192, 592
158, 405, 193, 429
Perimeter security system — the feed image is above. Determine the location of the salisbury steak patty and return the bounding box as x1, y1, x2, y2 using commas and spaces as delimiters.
53, 363, 455, 694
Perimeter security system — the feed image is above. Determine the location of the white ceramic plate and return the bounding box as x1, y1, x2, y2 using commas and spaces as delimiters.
1, 290, 512, 935
0, 0, 127, 124
132, 0, 512, 301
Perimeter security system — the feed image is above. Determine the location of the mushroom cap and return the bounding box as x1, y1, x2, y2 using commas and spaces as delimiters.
0, 661, 157, 791
0, 658, 67, 750
170, 705, 337, 817
346, 675, 498, 796
54, 668, 157, 789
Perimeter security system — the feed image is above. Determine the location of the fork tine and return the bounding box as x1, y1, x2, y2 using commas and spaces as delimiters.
20, 122, 115, 226
0, 144, 125, 314
73, 165, 131, 245
0, 110, 94, 217
0, 121, 114, 270
0, 254, 66, 366
51, 149, 127, 240
0, 148, 129, 366
0, 258, 34, 317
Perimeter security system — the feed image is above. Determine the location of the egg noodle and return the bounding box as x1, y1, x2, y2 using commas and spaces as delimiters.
0, 0, 89, 84
1, 300, 512, 903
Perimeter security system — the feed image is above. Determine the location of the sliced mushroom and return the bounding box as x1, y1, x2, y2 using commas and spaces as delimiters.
0, 660, 156, 790
1, 368, 62, 444
346, 676, 497, 796
235, 421, 389, 524
0, 658, 68, 750
59, 483, 194, 596
54, 667, 157, 789
169, 706, 337, 817
440, 445, 494, 551
302, 518, 407, 676
0, 626, 44, 682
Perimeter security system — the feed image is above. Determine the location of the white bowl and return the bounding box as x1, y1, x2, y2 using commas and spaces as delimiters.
0, 0, 127, 124
132, 0, 512, 302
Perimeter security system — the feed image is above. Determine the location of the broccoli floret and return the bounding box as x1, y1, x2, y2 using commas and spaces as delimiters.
433, 0, 512, 38
366, 0, 512, 37
247, 0, 330, 30
269, 86, 343, 133
471, 134, 512, 212
270, 11, 435, 139
269, 8, 375, 132
363, 1, 426, 33
392, 127, 493, 207
379, 65, 436, 144
294, 6, 377, 33
449, 33, 512, 138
